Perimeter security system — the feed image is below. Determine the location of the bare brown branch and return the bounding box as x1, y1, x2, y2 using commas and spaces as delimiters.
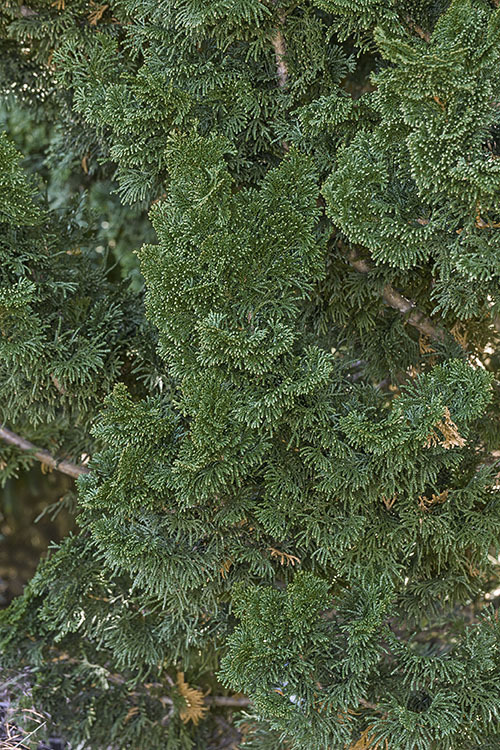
204, 696, 251, 708
0, 426, 90, 479
272, 23, 288, 88
346, 250, 444, 341
270, 0, 288, 88
270, 8, 289, 154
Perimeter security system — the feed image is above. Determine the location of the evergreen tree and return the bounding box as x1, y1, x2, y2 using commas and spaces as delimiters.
1, 1, 500, 748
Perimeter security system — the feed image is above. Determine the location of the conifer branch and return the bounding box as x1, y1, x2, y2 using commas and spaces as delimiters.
346, 249, 444, 341
0, 426, 90, 479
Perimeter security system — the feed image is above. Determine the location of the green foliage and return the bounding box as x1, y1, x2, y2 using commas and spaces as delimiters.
0, 1, 500, 749
323, 0, 500, 319
0, 132, 40, 224
0, 132, 153, 481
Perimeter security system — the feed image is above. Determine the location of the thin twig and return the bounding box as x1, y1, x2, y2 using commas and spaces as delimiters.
86, 672, 251, 710
10, 721, 47, 749
159, 696, 250, 708
346, 249, 444, 341
358, 698, 379, 711
19, 5, 38, 17
0, 426, 90, 479
204, 696, 251, 708
50, 373, 66, 395
144, 695, 251, 710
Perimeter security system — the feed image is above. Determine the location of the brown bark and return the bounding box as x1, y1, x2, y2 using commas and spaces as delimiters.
0, 426, 90, 479
204, 696, 251, 707
272, 22, 288, 88
346, 249, 444, 341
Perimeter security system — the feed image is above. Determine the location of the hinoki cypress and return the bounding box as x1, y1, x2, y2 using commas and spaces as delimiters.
0, 1, 500, 748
